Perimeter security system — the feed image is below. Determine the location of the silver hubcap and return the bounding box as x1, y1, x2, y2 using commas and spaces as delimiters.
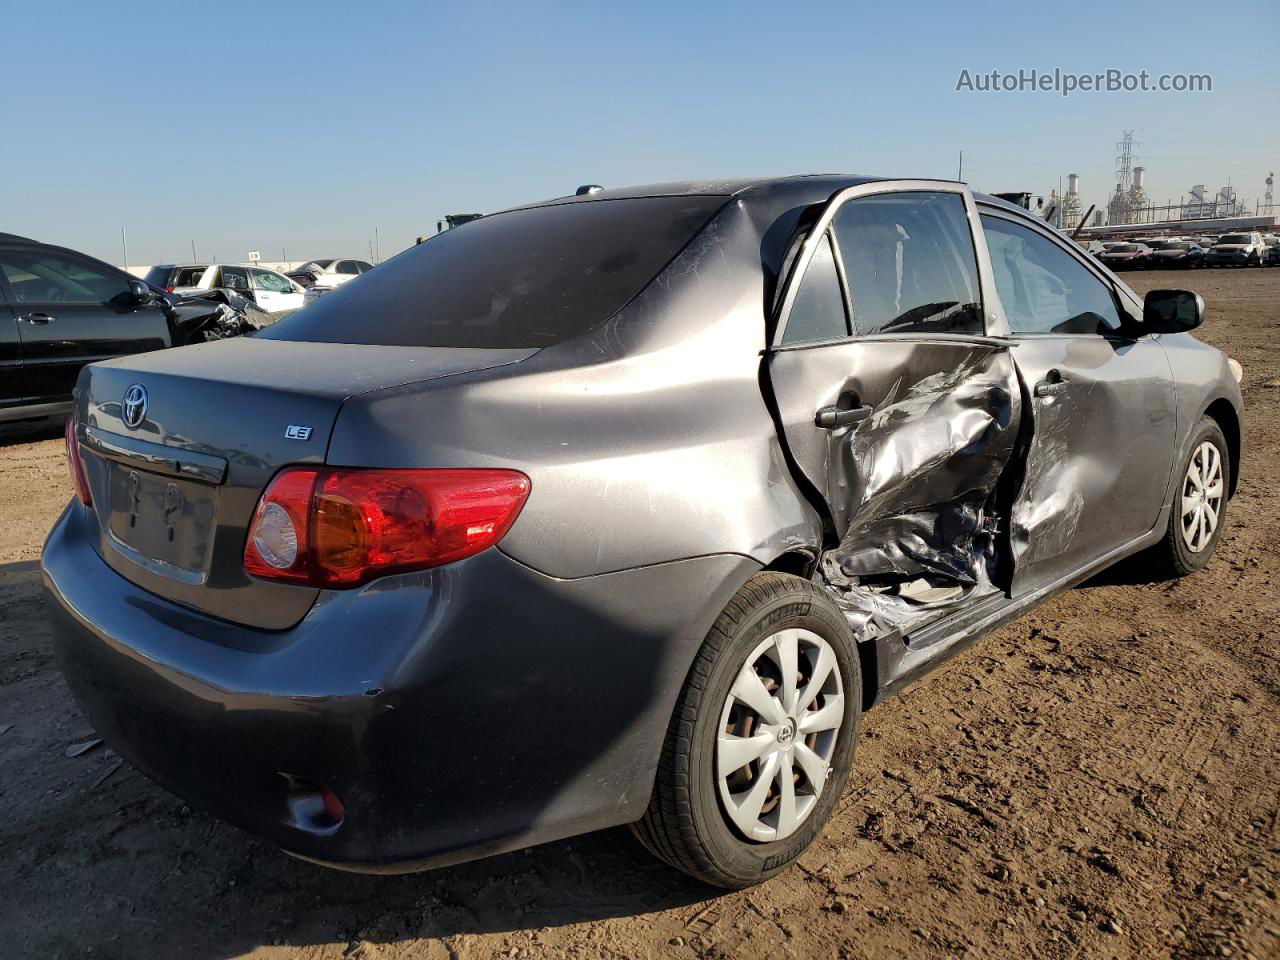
716, 628, 845, 843
1181, 441, 1224, 553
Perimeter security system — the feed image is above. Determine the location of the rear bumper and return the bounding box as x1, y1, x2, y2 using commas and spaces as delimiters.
43, 501, 755, 871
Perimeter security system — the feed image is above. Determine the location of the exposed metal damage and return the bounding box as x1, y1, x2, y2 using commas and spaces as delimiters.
816, 348, 1023, 638
167, 288, 276, 346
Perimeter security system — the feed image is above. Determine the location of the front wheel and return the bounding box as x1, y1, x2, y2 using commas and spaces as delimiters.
631, 572, 860, 888
1146, 417, 1230, 577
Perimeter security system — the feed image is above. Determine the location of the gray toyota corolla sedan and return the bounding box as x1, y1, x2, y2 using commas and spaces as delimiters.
44, 176, 1243, 888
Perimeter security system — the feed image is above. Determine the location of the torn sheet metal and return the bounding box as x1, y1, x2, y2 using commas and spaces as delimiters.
828, 349, 1020, 585
820, 549, 998, 640
167, 288, 276, 346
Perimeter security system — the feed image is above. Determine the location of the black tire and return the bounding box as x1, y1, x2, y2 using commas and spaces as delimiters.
631, 572, 861, 889
1145, 417, 1230, 578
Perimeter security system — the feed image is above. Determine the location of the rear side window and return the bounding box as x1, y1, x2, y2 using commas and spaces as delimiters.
144, 266, 170, 287
981, 215, 1121, 335
782, 233, 848, 344
218, 266, 251, 293
832, 191, 983, 336
261, 196, 727, 348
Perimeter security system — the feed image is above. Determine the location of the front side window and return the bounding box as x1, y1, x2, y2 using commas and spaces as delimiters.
336, 261, 359, 275
981, 215, 1122, 336
0, 249, 131, 304
831, 191, 983, 336
251, 269, 292, 292
781, 233, 848, 345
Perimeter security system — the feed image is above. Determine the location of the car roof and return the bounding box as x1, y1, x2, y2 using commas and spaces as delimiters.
0, 232, 38, 244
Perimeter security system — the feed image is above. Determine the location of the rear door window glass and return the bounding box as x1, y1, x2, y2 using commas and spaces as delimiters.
261, 196, 727, 348
981, 215, 1122, 335
782, 233, 848, 344
218, 267, 251, 293
832, 191, 983, 336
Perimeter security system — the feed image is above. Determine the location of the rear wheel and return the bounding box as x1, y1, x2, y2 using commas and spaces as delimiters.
632, 572, 860, 888
1146, 417, 1230, 577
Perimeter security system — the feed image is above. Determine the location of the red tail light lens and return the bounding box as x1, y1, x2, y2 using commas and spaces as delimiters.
64, 413, 92, 507
244, 468, 530, 588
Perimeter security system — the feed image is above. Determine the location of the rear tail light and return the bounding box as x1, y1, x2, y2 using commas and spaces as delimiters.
244, 467, 530, 587
64, 413, 92, 507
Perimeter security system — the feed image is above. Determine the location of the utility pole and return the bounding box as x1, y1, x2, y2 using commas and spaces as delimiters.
190, 238, 197, 262
375, 227, 381, 264
121, 227, 128, 269
957, 151, 964, 181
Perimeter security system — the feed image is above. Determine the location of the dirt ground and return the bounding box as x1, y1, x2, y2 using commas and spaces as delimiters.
1, 268, 1277, 960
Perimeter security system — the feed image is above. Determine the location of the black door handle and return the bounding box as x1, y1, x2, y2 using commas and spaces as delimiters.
815, 403, 873, 429
20, 312, 55, 324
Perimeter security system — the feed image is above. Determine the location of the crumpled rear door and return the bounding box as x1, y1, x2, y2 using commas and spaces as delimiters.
764, 181, 1022, 596
768, 340, 1020, 584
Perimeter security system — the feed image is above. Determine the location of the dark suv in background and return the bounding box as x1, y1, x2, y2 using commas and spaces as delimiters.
1, 234, 171, 423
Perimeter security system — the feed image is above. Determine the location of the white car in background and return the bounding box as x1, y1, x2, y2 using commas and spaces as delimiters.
288, 259, 375, 307
173, 264, 306, 312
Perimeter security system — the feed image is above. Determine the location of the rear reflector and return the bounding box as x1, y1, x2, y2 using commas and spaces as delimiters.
244, 467, 530, 588
64, 413, 92, 507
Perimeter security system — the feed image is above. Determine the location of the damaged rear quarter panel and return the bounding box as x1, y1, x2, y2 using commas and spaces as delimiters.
326, 199, 825, 579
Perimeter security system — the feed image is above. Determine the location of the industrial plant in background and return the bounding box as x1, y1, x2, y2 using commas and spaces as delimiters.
1007, 130, 1279, 240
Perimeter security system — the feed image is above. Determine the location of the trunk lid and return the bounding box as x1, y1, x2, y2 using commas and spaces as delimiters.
77, 337, 537, 630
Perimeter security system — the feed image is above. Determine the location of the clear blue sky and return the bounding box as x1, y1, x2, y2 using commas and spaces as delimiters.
9, 0, 1278, 266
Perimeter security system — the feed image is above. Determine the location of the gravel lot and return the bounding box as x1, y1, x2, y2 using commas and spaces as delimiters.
1, 268, 1277, 960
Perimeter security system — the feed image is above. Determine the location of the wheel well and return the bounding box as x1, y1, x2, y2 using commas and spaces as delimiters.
762, 550, 817, 579
1204, 399, 1241, 497
762, 550, 881, 711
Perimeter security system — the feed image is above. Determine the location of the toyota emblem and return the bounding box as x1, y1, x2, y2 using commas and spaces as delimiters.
122, 384, 148, 429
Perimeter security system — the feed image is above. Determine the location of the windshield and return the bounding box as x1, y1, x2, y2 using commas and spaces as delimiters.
1151, 242, 1188, 250
1110, 244, 1139, 253
263, 196, 727, 349
1219, 235, 1250, 245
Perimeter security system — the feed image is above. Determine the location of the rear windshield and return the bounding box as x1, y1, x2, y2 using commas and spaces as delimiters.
261, 196, 727, 348
1110, 244, 1139, 252
1219, 235, 1250, 244
1150, 241, 1187, 250
143, 266, 170, 286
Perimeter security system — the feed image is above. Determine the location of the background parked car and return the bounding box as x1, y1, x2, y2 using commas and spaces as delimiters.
291, 259, 374, 307
285, 259, 373, 288
143, 263, 210, 293
1205, 232, 1267, 267
0, 236, 265, 423
174, 264, 305, 312
1146, 239, 1206, 269
1099, 242, 1153, 270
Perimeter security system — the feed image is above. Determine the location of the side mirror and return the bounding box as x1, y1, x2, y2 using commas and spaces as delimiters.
1143, 289, 1204, 333
129, 279, 155, 305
